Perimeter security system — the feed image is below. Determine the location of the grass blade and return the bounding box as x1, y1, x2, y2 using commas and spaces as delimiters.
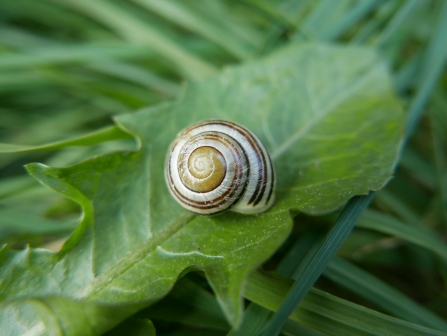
52, 0, 217, 80
374, 0, 422, 48
0, 43, 154, 70
324, 257, 447, 331
248, 270, 447, 336
357, 209, 447, 260
132, 0, 254, 60
322, 0, 383, 41
405, 0, 447, 138
0, 126, 131, 153
301, 0, 350, 40
87, 61, 180, 97
264, 193, 375, 335
227, 303, 272, 336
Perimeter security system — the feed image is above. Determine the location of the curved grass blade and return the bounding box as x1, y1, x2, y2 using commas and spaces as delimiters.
405, 0, 447, 138
324, 257, 447, 331
248, 270, 446, 336
51, 0, 217, 80
264, 194, 374, 335
373, 0, 422, 48
0, 43, 154, 70
0, 126, 131, 153
357, 209, 447, 261
228, 231, 322, 335
317, 0, 383, 41
87, 62, 180, 97
132, 0, 254, 60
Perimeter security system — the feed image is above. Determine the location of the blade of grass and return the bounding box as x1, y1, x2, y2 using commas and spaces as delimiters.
142, 296, 228, 331
373, 0, 422, 48
399, 146, 438, 190
405, 0, 447, 138
374, 190, 422, 225
51, 0, 217, 80
0, 0, 106, 33
0, 208, 78, 235
0, 72, 52, 92
169, 278, 226, 320
300, 0, 350, 40
0, 125, 132, 153
268, 224, 447, 330
40, 139, 136, 168
0, 28, 178, 98
0, 43, 154, 70
229, 231, 322, 335
0, 185, 58, 209
264, 193, 375, 335
276, 231, 321, 277
430, 117, 447, 225
430, 90, 447, 148
228, 303, 272, 336
87, 61, 181, 97
142, 277, 230, 331
357, 209, 447, 261
193, 1, 263, 48
161, 330, 227, 336
0, 176, 35, 199
0, 26, 56, 48
237, 0, 297, 31
351, 1, 400, 45
324, 256, 447, 330
247, 270, 447, 336
318, 0, 384, 41
132, 0, 253, 60
282, 320, 326, 336
394, 51, 422, 94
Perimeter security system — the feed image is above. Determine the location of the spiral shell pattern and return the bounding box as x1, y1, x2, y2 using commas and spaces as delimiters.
165, 120, 275, 215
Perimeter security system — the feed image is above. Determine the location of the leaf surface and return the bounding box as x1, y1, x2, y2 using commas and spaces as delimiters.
0, 43, 403, 335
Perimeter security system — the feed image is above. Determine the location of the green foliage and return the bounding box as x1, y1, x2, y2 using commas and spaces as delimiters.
0, 0, 446, 335
0, 43, 402, 334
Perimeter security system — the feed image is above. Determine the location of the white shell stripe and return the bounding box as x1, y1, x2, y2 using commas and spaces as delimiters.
193, 121, 273, 211
168, 132, 247, 213
165, 120, 275, 215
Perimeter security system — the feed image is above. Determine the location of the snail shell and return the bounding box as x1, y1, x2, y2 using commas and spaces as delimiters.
165, 120, 275, 215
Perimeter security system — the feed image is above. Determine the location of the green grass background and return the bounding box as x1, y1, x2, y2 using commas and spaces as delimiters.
1, 0, 447, 335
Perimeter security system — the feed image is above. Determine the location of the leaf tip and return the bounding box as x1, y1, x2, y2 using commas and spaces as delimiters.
25, 162, 50, 176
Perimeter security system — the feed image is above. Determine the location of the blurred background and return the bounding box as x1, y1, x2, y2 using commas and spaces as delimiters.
0, 0, 446, 327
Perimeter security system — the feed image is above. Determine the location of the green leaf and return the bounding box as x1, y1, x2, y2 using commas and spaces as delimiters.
0, 43, 403, 334
0, 126, 131, 153
30, 297, 141, 336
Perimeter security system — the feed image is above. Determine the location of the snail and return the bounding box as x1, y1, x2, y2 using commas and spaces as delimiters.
165, 120, 275, 215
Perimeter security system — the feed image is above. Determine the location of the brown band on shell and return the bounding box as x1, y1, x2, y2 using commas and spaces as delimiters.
197, 120, 269, 207
168, 132, 248, 211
